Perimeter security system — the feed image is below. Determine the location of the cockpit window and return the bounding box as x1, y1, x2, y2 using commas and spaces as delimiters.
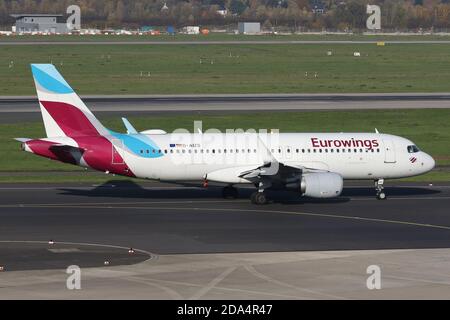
407, 145, 420, 153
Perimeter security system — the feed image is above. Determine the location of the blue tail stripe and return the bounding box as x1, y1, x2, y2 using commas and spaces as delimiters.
31, 64, 74, 94
109, 131, 163, 158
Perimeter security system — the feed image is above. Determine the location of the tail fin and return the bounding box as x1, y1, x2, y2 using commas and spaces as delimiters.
31, 64, 108, 138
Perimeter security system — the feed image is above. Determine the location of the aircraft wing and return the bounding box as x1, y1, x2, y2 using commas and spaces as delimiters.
238, 134, 328, 183
238, 161, 327, 180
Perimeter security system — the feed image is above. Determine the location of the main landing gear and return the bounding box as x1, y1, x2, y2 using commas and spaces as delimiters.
250, 180, 271, 205
250, 191, 267, 205
375, 179, 387, 200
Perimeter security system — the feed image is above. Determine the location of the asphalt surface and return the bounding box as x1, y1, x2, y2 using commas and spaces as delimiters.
1, 94, 450, 123
0, 180, 449, 272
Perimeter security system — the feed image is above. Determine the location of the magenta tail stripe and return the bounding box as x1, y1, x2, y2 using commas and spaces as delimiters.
41, 100, 100, 137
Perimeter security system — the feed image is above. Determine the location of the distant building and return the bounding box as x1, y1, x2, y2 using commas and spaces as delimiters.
217, 6, 228, 17
311, 0, 326, 14
11, 14, 69, 34
183, 26, 200, 35
238, 22, 260, 34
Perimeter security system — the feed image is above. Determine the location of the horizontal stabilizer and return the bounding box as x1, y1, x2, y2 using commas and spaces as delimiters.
14, 138, 32, 142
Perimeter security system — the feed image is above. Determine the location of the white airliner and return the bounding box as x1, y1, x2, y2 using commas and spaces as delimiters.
16, 64, 435, 204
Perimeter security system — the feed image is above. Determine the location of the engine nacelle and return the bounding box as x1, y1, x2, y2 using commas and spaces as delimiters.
300, 172, 343, 198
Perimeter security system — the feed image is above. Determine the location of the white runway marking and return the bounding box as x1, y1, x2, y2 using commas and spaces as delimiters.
243, 264, 345, 300
189, 266, 237, 300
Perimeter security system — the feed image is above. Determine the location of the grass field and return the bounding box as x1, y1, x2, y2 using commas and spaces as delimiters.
0, 109, 449, 182
0, 43, 450, 95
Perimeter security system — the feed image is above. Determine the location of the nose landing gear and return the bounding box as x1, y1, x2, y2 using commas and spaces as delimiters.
375, 179, 387, 200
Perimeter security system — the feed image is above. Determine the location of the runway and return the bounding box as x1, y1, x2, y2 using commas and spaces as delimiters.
0, 180, 449, 298
1, 180, 449, 259
1, 93, 450, 123
0, 180, 449, 299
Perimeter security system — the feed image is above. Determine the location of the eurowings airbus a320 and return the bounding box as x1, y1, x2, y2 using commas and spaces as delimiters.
16, 64, 435, 204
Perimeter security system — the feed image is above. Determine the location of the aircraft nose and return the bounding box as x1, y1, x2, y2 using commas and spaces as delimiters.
422, 153, 435, 173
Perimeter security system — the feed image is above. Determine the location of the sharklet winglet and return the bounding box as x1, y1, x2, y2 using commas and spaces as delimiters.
121, 117, 138, 134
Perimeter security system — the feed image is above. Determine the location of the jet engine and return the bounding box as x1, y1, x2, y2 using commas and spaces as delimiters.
300, 172, 343, 198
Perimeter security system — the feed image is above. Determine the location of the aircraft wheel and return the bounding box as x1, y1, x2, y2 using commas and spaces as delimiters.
251, 192, 267, 205
376, 192, 387, 200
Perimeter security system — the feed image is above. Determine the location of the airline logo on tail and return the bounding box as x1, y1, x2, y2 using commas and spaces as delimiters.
31, 63, 108, 138
18, 64, 135, 177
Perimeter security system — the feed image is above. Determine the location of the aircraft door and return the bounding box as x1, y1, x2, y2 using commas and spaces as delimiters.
112, 139, 125, 165
383, 140, 396, 163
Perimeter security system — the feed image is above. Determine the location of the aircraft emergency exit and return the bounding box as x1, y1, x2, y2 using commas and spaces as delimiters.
16, 64, 435, 204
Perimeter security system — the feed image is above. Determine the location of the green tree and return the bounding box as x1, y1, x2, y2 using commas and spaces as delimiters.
230, 0, 247, 14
